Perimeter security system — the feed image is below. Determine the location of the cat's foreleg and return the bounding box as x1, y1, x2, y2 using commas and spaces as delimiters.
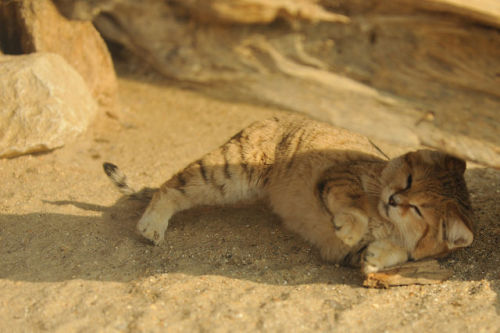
318, 174, 370, 248
333, 209, 369, 247
361, 239, 409, 274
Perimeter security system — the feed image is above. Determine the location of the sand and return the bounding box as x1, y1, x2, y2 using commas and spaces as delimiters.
0, 74, 499, 332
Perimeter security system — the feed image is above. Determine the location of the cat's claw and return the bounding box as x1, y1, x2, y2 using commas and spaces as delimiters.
361, 239, 408, 274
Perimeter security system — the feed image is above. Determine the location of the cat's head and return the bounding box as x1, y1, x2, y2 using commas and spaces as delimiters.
376, 149, 474, 260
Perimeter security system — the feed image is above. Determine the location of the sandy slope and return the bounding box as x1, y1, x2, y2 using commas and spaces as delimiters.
0, 75, 499, 332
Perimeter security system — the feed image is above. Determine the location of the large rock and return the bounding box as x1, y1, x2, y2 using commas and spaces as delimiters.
0, 53, 98, 158
53, 0, 500, 168
0, 0, 117, 107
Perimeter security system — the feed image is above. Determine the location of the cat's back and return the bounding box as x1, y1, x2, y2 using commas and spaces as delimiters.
264, 115, 386, 168
228, 115, 386, 191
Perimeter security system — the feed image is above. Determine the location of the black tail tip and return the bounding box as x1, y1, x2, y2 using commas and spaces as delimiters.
103, 162, 118, 176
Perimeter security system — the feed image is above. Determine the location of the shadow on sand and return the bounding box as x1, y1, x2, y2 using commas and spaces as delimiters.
0, 167, 498, 310
0, 186, 360, 286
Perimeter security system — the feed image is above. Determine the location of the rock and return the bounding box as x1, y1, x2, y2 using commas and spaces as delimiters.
72, 0, 499, 168
178, 0, 349, 24
0, 53, 98, 158
0, 0, 117, 107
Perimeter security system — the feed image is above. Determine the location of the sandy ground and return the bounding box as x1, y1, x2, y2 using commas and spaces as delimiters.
0, 73, 499, 332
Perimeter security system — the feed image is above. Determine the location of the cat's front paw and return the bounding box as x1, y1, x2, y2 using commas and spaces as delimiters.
334, 211, 368, 247
362, 239, 408, 274
136, 211, 167, 245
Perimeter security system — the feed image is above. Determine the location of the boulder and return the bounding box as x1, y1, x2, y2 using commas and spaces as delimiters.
55, 0, 500, 168
0, 0, 117, 107
0, 53, 98, 158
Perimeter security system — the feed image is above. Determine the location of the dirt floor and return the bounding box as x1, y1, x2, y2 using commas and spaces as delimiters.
0, 72, 499, 332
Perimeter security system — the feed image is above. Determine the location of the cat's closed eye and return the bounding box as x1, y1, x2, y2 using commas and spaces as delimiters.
405, 174, 413, 190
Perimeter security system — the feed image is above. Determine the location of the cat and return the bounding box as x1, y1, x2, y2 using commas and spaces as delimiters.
103, 115, 474, 274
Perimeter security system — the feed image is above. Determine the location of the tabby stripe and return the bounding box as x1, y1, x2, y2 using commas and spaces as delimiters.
277, 131, 294, 153
316, 180, 333, 215
348, 193, 362, 200
221, 145, 232, 179
246, 161, 254, 184
116, 182, 128, 189
342, 252, 353, 265
343, 244, 368, 266
176, 173, 188, 195
217, 184, 225, 196
236, 139, 251, 181
177, 173, 187, 187
322, 176, 357, 186
259, 165, 273, 187
357, 244, 368, 255
261, 170, 271, 186
285, 129, 307, 171
197, 160, 208, 182
229, 131, 243, 142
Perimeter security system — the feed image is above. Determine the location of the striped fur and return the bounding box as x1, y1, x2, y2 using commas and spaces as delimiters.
103, 162, 135, 195
104, 115, 474, 273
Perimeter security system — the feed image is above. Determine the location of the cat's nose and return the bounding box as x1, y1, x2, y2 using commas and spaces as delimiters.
388, 194, 397, 207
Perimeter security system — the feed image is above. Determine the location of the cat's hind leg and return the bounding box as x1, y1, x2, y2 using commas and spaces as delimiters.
137, 141, 267, 244
136, 176, 190, 244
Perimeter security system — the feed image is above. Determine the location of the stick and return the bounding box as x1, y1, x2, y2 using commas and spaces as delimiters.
363, 259, 452, 288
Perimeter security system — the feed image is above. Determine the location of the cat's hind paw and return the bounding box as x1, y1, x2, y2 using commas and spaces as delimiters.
136, 212, 167, 245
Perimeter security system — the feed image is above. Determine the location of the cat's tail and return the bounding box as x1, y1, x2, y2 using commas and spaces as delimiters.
103, 162, 156, 209
102, 162, 137, 196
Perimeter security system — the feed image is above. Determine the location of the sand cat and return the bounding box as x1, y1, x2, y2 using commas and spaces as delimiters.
103, 116, 474, 274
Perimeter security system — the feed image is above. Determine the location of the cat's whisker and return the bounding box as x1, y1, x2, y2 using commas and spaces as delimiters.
363, 179, 382, 196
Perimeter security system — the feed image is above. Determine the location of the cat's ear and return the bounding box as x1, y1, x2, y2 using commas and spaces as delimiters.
444, 213, 473, 250
444, 155, 466, 174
